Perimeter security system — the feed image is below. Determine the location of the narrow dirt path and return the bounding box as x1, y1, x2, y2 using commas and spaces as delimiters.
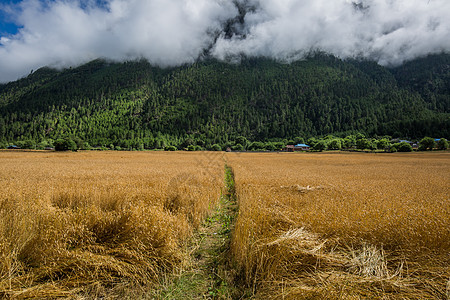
152, 165, 244, 299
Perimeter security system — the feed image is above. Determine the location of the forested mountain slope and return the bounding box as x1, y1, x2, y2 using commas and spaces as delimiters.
0, 54, 448, 149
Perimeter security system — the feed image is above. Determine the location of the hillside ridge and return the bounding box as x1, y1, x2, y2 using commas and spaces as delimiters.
0, 54, 448, 149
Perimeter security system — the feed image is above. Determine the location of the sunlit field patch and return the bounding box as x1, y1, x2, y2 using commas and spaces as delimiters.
0, 151, 224, 298
1, 150, 448, 298
226, 152, 449, 299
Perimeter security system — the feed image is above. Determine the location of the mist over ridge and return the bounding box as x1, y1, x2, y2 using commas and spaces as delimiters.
0, 0, 449, 83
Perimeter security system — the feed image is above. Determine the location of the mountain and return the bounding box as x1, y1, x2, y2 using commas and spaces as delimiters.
0, 53, 448, 149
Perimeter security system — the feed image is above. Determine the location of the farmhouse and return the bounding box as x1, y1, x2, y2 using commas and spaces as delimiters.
295, 144, 311, 151
285, 144, 310, 152
285, 145, 295, 152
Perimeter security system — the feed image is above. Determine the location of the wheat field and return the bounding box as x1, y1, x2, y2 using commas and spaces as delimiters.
0, 150, 224, 298
0, 150, 448, 299
226, 152, 449, 299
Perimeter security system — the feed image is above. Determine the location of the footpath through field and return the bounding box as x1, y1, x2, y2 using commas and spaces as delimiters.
152, 165, 245, 299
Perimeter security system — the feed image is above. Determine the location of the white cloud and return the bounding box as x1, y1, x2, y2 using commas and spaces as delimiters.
0, 0, 449, 82
212, 0, 450, 64
0, 0, 237, 82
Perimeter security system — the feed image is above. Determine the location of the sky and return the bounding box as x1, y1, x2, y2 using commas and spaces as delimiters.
0, 0, 449, 83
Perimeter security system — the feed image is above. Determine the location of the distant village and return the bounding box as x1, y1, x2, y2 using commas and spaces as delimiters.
4, 137, 447, 153
283, 138, 444, 152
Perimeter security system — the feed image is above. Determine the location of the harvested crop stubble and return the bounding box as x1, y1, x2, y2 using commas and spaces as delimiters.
0, 151, 224, 298
226, 152, 450, 299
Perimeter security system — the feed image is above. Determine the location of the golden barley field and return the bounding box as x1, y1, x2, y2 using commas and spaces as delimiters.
0, 150, 224, 298
1, 150, 449, 299
226, 151, 450, 299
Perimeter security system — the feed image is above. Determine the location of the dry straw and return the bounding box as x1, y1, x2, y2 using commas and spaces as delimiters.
0, 151, 224, 298
226, 152, 449, 299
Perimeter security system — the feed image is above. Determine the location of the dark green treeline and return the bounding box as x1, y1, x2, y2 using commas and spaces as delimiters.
0, 53, 448, 150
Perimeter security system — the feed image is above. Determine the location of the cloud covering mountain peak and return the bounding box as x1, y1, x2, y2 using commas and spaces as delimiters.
0, 0, 449, 82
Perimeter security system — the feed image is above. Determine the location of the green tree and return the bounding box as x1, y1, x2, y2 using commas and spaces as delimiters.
419, 137, 436, 151
307, 138, 318, 149
235, 136, 249, 149
181, 138, 195, 149
37, 140, 52, 150
264, 142, 277, 151
294, 137, 305, 144
313, 140, 327, 151
211, 144, 222, 151
355, 133, 366, 140
232, 143, 244, 151
273, 142, 285, 151
397, 142, 413, 152
328, 139, 342, 150
356, 138, 371, 150
54, 138, 77, 151
437, 138, 448, 150
377, 138, 390, 151
82, 142, 91, 150
23, 139, 36, 149
72, 136, 84, 149
343, 135, 356, 148
248, 142, 264, 151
